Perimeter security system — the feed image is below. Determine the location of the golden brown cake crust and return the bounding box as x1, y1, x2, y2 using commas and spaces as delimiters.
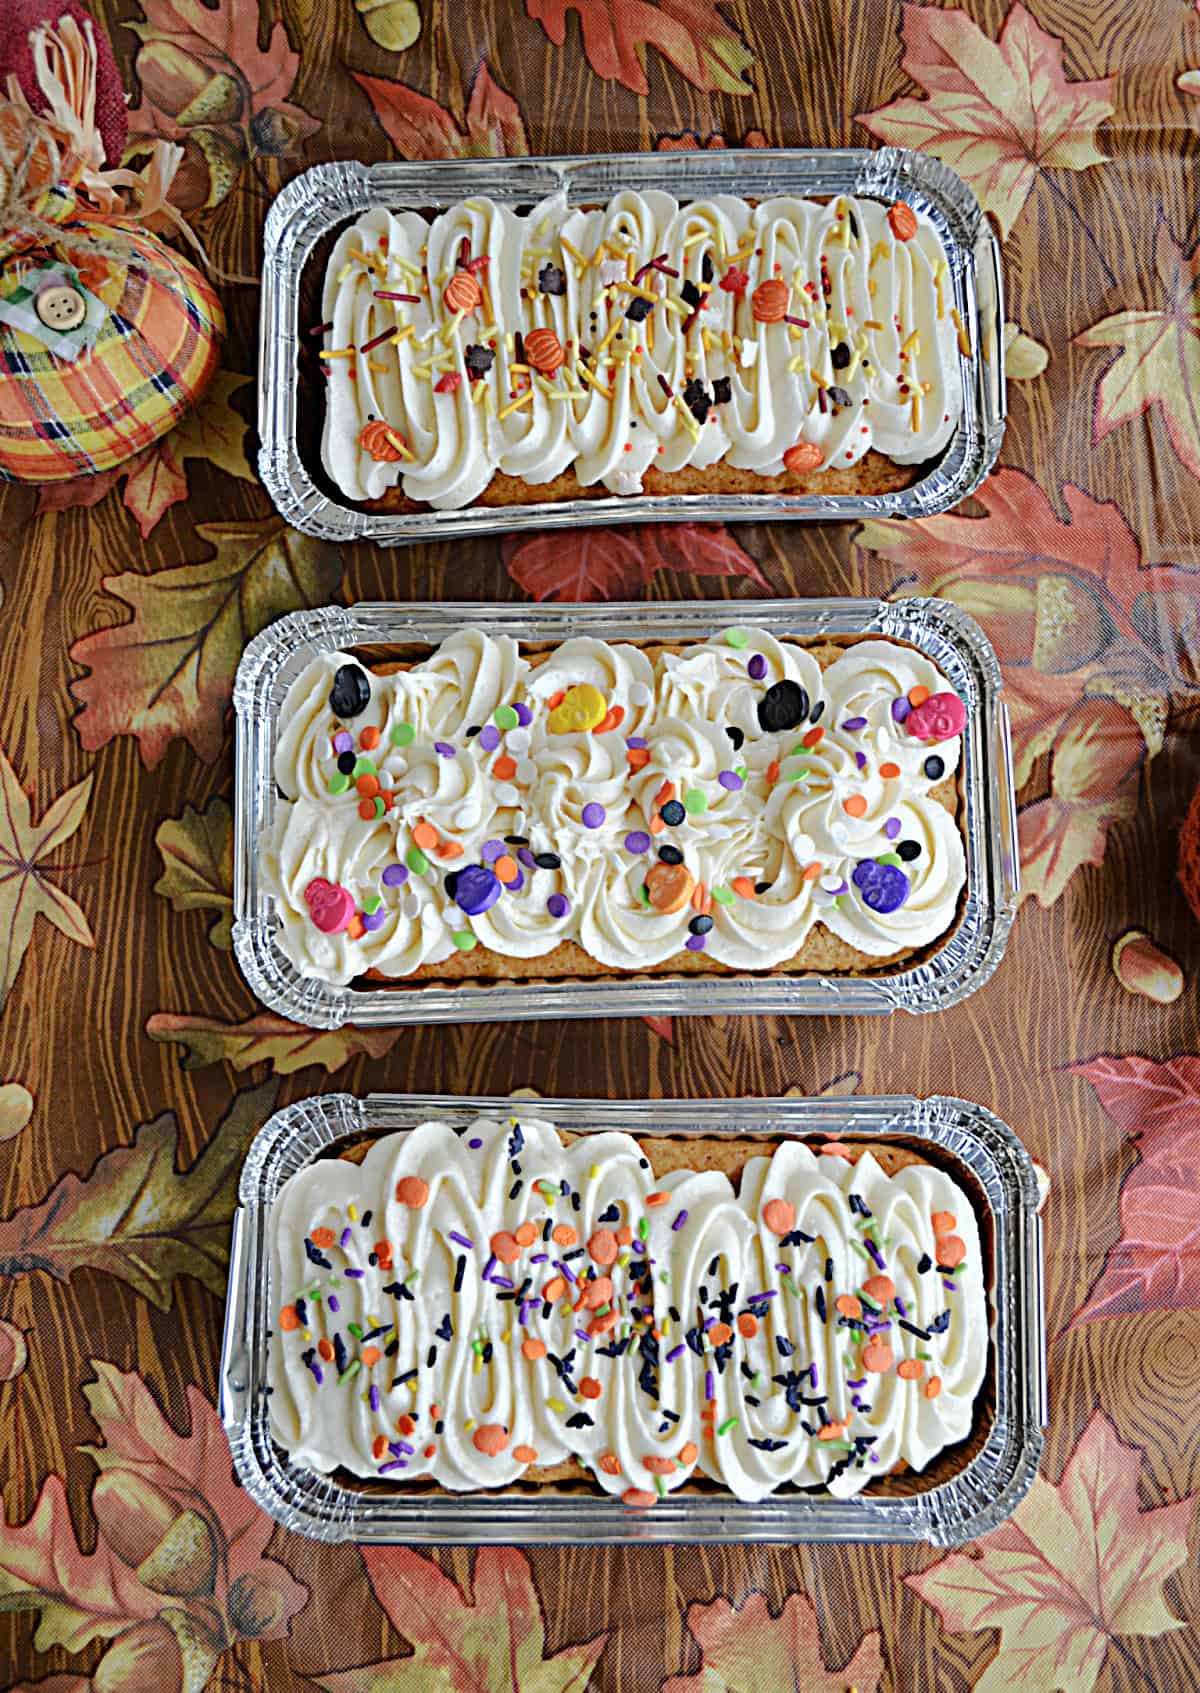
317, 1129, 994, 1500
351, 633, 967, 990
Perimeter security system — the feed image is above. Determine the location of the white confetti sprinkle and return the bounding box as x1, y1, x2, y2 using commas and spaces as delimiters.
507, 729, 531, 754
629, 681, 652, 707
515, 760, 536, 783
495, 782, 520, 807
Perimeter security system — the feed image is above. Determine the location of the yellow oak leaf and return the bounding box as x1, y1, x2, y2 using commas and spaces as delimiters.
857, 1, 1115, 238
907, 1410, 1194, 1692
145, 1010, 401, 1075
153, 796, 233, 948
1074, 221, 1200, 482
166, 370, 254, 482
0, 749, 94, 1013
663, 1589, 884, 1693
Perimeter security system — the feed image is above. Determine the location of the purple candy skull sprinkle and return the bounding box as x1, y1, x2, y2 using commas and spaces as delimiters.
454, 863, 502, 916
481, 838, 505, 863
851, 858, 910, 914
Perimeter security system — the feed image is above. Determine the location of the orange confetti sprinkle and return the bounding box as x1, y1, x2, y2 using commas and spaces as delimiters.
543, 1276, 567, 1302
819, 1141, 854, 1159
359, 726, 380, 750
361, 1345, 381, 1367
279, 1305, 300, 1331
763, 1197, 795, 1235
732, 876, 757, 899
802, 726, 825, 749
709, 1322, 733, 1346
547, 690, 565, 709
835, 1294, 863, 1319
680, 1441, 699, 1465
938, 1234, 967, 1266
843, 794, 868, 818
494, 855, 519, 884
357, 800, 377, 822
817, 1421, 846, 1442
646, 1191, 671, 1207
397, 1414, 416, 1435
424, 1443, 438, 1459
888, 201, 919, 241
515, 1221, 538, 1247
522, 1337, 547, 1360
737, 1313, 758, 1338
412, 821, 438, 850
318, 1338, 334, 1361
908, 683, 930, 707
493, 755, 517, 780
436, 839, 464, 859
588, 1311, 618, 1336
372, 1434, 388, 1459
627, 747, 650, 770
898, 1359, 925, 1380
580, 1377, 603, 1399
925, 1375, 943, 1399
490, 1230, 522, 1264
347, 914, 365, 939
863, 1274, 896, 1305
766, 759, 780, 783
513, 1444, 538, 1463
931, 1210, 957, 1235
879, 762, 901, 779
472, 1424, 508, 1457
599, 1452, 621, 1475
551, 1224, 578, 1247
623, 1487, 657, 1508
588, 1228, 619, 1265
356, 773, 380, 798
395, 1175, 429, 1208
863, 1341, 895, 1374
802, 862, 822, 881
644, 1455, 676, 1474
653, 780, 676, 807
310, 1228, 336, 1248
580, 1275, 614, 1310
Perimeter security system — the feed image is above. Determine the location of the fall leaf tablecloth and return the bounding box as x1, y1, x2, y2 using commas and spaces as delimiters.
4, 1, 1200, 1690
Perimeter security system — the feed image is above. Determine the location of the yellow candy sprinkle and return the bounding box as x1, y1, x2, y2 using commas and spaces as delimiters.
548, 683, 607, 734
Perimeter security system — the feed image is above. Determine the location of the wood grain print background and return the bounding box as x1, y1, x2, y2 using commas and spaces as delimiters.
3, 0, 1200, 1688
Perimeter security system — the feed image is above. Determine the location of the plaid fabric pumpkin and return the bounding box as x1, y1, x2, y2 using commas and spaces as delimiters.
0, 188, 224, 482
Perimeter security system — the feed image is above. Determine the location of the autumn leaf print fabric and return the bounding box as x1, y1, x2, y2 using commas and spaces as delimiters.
4, 0, 1200, 1689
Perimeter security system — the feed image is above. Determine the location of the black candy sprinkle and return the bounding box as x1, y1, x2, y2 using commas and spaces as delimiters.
336, 751, 356, 775
625, 295, 654, 322
681, 279, 702, 308
809, 699, 826, 724
925, 755, 946, 780
757, 679, 810, 733
689, 914, 714, 935
328, 663, 371, 720
898, 840, 922, 861
701, 252, 714, 283
831, 341, 851, 369
827, 384, 852, 407
725, 725, 745, 751
660, 800, 686, 826
755, 881, 772, 896
658, 844, 684, 865
534, 851, 562, 869
538, 261, 566, 295
917, 1253, 933, 1274
712, 375, 731, 404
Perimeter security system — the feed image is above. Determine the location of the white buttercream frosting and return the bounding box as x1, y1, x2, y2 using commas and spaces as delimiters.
261, 629, 967, 984
268, 1117, 988, 1503
320, 191, 963, 509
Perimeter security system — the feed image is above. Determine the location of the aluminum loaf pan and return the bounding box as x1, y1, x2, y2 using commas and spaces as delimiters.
258, 147, 1005, 542
232, 596, 1019, 1026
219, 1091, 1045, 1545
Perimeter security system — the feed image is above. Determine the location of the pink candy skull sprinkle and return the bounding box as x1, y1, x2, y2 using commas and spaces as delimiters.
304, 877, 356, 933
906, 691, 966, 743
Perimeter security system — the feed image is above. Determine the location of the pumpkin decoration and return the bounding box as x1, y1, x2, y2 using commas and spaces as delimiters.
0, 7, 223, 484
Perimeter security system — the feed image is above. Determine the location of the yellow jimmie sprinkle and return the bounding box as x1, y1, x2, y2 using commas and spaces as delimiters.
319, 348, 355, 360
935, 260, 947, 319
674, 395, 701, 442
901, 329, 921, 357
560, 235, 587, 267
367, 359, 388, 372
384, 429, 415, 461
578, 363, 613, 400
498, 389, 534, 421
682, 229, 708, 249
348, 1204, 358, 1221
910, 393, 922, 433
660, 295, 687, 318
595, 316, 624, 360
870, 241, 889, 267
951, 306, 971, 357
440, 308, 466, 346
863, 319, 885, 332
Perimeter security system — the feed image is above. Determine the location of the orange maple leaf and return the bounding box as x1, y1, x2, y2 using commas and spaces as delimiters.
662, 1589, 884, 1693
355, 61, 529, 160
526, 0, 753, 99
907, 1410, 1193, 1692
1075, 220, 1200, 483
857, 1, 1115, 238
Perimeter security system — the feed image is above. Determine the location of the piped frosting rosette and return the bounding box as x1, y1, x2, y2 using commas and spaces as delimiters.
268, 1115, 986, 1504
262, 625, 968, 982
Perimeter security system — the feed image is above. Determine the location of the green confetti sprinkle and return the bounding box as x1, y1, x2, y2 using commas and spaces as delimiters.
372, 796, 385, 819
362, 893, 382, 915
494, 704, 519, 730
786, 765, 810, 782
878, 852, 902, 868
328, 772, 350, 794
406, 846, 429, 875
636, 882, 650, 907
352, 756, 377, 777
390, 722, 415, 747
725, 628, 749, 649
684, 788, 707, 816
654, 1474, 667, 1497
712, 886, 735, 906
452, 930, 477, 952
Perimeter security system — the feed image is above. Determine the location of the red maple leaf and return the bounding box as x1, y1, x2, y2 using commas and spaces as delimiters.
526, 0, 753, 98
1066, 1055, 1200, 1325
503, 523, 768, 602
354, 61, 528, 160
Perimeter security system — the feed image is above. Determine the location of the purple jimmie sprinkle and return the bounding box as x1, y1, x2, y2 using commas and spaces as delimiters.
369, 1385, 381, 1412
671, 1210, 689, 1231
864, 1238, 886, 1270
378, 1459, 407, 1474
894, 1295, 909, 1317
666, 1344, 687, 1363
852, 1394, 864, 1409
705, 1370, 715, 1401
482, 1254, 497, 1282
846, 1377, 867, 1389
808, 1362, 819, 1388
748, 1289, 778, 1302
449, 1230, 475, 1250
434, 741, 456, 758
395, 1440, 415, 1456
704, 1316, 718, 1332
518, 847, 537, 869
340, 1227, 352, 1247
575, 1328, 593, 1345
308, 1360, 324, 1385
530, 1252, 550, 1264
388, 1440, 404, 1457
943, 1279, 958, 1291
345, 1267, 365, 1278
554, 1259, 578, 1284
492, 1275, 515, 1290
327, 1294, 340, 1313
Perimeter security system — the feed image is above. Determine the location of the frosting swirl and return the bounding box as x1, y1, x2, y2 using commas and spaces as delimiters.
320, 191, 963, 509
268, 1117, 987, 1503
262, 631, 968, 984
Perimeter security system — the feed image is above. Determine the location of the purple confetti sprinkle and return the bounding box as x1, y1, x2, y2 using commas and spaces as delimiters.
581, 801, 606, 829
514, 702, 533, 726
382, 863, 408, 887
625, 830, 651, 854
671, 1210, 689, 1231
842, 716, 867, 731
666, 1344, 687, 1363
468, 1137, 483, 1149
449, 1230, 475, 1249
748, 654, 767, 680
369, 1385, 381, 1412
434, 741, 456, 758
718, 770, 744, 791
518, 847, 536, 869
855, 750, 867, 770
328, 1295, 340, 1313
481, 838, 505, 862
685, 934, 707, 951
333, 730, 353, 753
891, 697, 912, 724
478, 725, 501, 752
626, 736, 649, 749
547, 893, 570, 919
884, 817, 902, 839
361, 908, 387, 932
